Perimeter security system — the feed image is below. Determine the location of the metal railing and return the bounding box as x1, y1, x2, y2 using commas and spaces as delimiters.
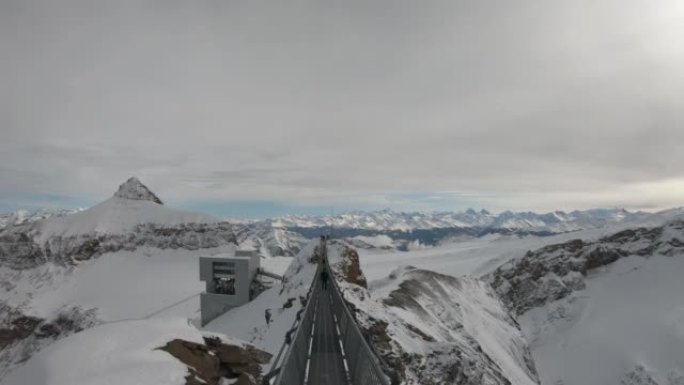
325, 252, 391, 385
262, 262, 321, 385
263, 239, 391, 385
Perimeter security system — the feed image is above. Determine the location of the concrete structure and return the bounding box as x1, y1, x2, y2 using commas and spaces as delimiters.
199, 250, 261, 326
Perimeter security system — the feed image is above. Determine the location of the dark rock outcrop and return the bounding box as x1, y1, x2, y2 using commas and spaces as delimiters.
0, 304, 99, 371
114, 177, 163, 205
0, 222, 237, 270
328, 241, 368, 289
158, 337, 271, 385
372, 268, 537, 385
328, 242, 540, 385
489, 221, 684, 315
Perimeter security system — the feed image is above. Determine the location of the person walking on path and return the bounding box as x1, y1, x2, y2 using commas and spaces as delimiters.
320, 269, 329, 290
265, 309, 272, 325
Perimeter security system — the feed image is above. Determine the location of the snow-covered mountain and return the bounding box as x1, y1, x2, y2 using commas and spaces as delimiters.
3, 317, 272, 385
488, 220, 684, 385
228, 207, 672, 256
327, 240, 540, 385
263, 207, 655, 232
0, 177, 238, 378
346, 213, 684, 385
233, 223, 308, 258
5, 204, 675, 257
0, 208, 81, 230
0, 177, 235, 269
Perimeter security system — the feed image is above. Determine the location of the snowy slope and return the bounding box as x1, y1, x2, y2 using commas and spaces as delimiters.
0, 244, 242, 378
36, 178, 219, 243
487, 220, 684, 385
0, 209, 80, 231
2, 176, 682, 385
357, 233, 568, 281
326, 241, 540, 385
235, 208, 674, 256
5, 247, 233, 321
2, 239, 318, 385
353, 210, 684, 283
0, 177, 236, 270
2, 318, 204, 385
344, 216, 684, 385
520, 255, 684, 385
0, 245, 291, 384
35, 198, 217, 242
1, 315, 271, 385
233, 223, 308, 257
0, 177, 239, 379
261, 208, 658, 233
2, 177, 219, 245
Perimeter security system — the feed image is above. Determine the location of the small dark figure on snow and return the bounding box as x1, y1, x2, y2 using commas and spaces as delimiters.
320, 269, 329, 290
265, 309, 272, 325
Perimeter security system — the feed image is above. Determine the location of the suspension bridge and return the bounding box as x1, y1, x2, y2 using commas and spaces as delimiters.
261, 238, 392, 385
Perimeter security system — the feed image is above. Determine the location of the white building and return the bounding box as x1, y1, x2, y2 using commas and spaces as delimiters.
199, 250, 261, 326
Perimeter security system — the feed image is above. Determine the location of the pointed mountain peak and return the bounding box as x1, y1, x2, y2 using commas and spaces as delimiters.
113, 177, 163, 205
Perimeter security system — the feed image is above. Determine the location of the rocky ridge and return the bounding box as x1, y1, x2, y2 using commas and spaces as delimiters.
265, 208, 655, 232
488, 220, 684, 315
327, 241, 540, 385
0, 209, 80, 231
159, 337, 272, 385
113, 177, 164, 204
0, 178, 237, 270
0, 178, 238, 379
0, 222, 235, 270
233, 224, 307, 257
0, 304, 99, 378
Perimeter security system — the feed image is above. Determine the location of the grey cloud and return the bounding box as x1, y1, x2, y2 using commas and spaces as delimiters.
1, 0, 683, 212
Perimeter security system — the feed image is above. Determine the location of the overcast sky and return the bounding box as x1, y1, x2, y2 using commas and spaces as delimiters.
2, 0, 684, 217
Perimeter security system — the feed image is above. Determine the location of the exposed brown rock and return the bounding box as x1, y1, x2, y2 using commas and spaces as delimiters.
404, 322, 435, 342
282, 298, 295, 308
583, 247, 622, 271
158, 337, 271, 385
490, 221, 684, 315
367, 320, 393, 352
160, 339, 220, 383
341, 246, 368, 288
0, 315, 42, 350
114, 177, 164, 205
0, 305, 97, 353
235, 373, 258, 385
327, 242, 369, 288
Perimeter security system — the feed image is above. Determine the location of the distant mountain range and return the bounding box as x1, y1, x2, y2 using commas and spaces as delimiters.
1, 179, 682, 385
4, 203, 679, 235
257, 208, 667, 232
228, 207, 684, 256
5, 203, 682, 256
0, 208, 81, 230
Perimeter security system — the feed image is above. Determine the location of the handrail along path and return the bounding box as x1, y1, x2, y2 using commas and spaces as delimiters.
263, 239, 391, 385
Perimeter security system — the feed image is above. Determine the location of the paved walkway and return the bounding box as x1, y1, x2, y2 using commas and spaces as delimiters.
307, 284, 348, 385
